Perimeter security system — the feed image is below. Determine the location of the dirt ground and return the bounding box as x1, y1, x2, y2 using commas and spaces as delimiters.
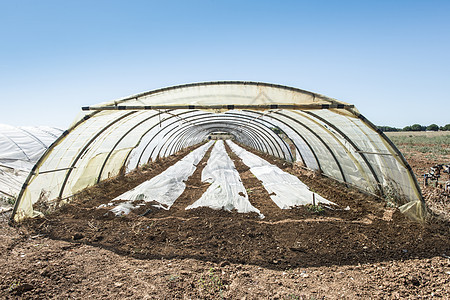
1, 141, 449, 299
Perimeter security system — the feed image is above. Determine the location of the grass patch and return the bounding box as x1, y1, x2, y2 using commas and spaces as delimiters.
0, 195, 16, 206
387, 134, 450, 156
198, 267, 224, 298
305, 203, 324, 214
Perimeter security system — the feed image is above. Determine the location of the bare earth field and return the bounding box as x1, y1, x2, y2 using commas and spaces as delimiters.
1, 135, 449, 299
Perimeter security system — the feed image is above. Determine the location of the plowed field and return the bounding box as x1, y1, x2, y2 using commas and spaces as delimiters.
1, 138, 449, 299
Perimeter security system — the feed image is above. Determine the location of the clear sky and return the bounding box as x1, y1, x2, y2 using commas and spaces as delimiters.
1, 0, 449, 129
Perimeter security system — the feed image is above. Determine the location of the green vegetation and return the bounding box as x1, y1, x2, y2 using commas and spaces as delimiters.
377, 126, 400, 132
441, 124, 450, 131
378, 123, 450, 132
427, 124, 439, 131
403, 124, 424, 132
387, 134, 450, 156
0, 195, 16, 206
198, 267, 224, 297
305, 203, 324, 214
8, 280, 21, 292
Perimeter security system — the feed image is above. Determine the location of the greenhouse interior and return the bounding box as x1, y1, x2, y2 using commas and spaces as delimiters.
6, 81, 425, 222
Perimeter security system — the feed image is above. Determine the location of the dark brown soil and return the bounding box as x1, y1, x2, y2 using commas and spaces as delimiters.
1, 141, 449, 299
224, 141, 281, 217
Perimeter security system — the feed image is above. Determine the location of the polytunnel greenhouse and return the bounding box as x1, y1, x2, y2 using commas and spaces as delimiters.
0, 124, 63, 212
11, 81, 425, 222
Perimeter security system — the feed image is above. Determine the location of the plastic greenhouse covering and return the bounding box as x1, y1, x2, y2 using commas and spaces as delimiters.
0, 124, 63, 212
11, 81, 425, 222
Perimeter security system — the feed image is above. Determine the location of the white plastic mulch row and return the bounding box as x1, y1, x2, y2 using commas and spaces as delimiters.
226, 140, 335, 208
104, 141, 214, 215
186, 140, 264, 218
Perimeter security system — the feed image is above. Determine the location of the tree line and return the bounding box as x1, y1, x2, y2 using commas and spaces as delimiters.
378, 124, 450, 132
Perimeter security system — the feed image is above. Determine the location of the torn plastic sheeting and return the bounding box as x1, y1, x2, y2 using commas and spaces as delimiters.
107, 141, 213, 215
186, 140, 264, 218
226, 140, 335, 209
110, 202, 136, 216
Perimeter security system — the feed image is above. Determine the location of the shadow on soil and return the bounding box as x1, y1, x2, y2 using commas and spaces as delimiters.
20, 204, 450, 271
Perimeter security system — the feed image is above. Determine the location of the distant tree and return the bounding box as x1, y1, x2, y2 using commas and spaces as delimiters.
440, 124, 450, 131
427, 124, 439, 131
378, 126, 400, 132
410, 124, 425, 131
402, 125, 412, 131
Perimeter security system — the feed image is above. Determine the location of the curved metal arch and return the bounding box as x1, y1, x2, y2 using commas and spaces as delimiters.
35, 127, 64, 139
144, 113, 229, 163
224, 111, 295, 162
273, 111, 347, 183
158, 119, 273, 160
172, 128, 216, 154
0, 130, 32, 161
157, 115, 287, 159
170, 127, 218, 155
191, 115, 287, 158
147, 115, 277, 161
164, 111, 293, 158
171, 118, 265, 155
241, 110, 319, 170
58, 111, 138, 199
96, 110, 164, 183
16, 127, 49, 149
303, 111, 383, 195
225, 111, 301, 163
172, 125, 257, 156
116, 109, 196, 171
134, 111, 212, 167
169, 123, 261, 157
345, 108, 425, 205
169, 131, 214, 153
242, 111, 327, 176
172, 129, 209, 153
106, 81, 338, 108
171, 126, 253, 155
164, 119, 276, 160
11, 110, 103, 220
180, 126, 259, 154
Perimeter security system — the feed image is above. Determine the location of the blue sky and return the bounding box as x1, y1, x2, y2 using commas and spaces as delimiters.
1, 0, 449, 129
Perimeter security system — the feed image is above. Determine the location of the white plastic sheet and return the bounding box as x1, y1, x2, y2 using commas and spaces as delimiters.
107, 141, 213, 215
0, 167, 29, 198
186, 140, 264, 218
226, 140, 335, 208
0, 124, 63, 200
